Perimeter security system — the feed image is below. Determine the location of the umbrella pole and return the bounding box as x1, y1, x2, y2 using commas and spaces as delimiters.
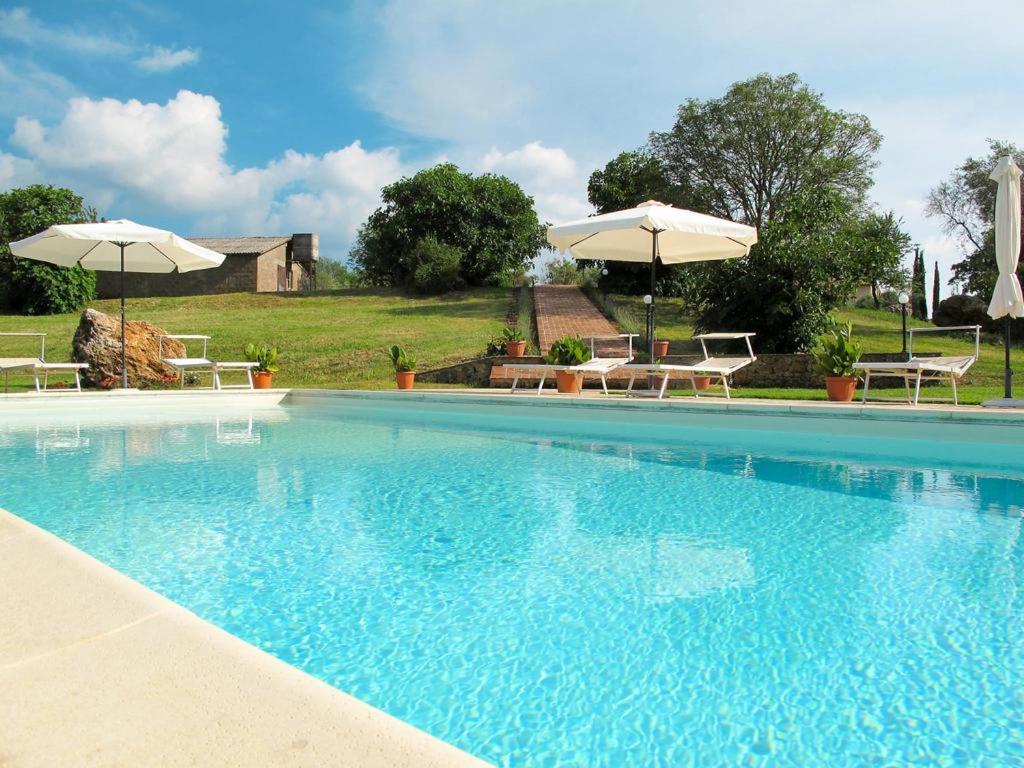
1005, 316, 1013, 399
120, 243, 127, 390
647, 231, 658, 390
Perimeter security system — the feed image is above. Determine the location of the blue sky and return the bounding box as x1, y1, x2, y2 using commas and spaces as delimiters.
2, 1, 1023, 296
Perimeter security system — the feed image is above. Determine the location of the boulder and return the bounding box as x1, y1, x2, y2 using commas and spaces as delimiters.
72, 308, 186, 388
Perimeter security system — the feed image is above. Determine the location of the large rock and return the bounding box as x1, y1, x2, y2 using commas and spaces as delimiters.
72, 308, 186, 387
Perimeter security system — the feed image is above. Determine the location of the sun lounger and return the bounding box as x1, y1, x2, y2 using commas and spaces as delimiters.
618, 332, 757, 400
159, 335, 258, 391
0, 333, 88, 392
853, 325, 980, 406
506, 334, 637, 395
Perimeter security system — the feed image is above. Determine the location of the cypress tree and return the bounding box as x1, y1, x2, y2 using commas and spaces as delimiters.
931, 261, 941, 321
911, 248, 928, 320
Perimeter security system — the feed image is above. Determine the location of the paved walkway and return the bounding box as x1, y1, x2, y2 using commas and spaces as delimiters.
533, 285, 630, 356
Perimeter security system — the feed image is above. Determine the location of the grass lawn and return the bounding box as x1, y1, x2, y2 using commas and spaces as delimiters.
608, 295, 1024, 405
2, 287, 1020, 404
0, 288, 509, 390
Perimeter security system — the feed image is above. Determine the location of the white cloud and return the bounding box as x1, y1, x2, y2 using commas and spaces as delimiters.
0, 57, 77, 119
476, 142, 592, 225
135, 46, 200, 72
0, 151, 37, 190
5, 91, 409, 260
0, 7, 133, 56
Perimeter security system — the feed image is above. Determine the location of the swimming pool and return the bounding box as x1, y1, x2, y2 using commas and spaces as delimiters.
2, 393, 1022, 766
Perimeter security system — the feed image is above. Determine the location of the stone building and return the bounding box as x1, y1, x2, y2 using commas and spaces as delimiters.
96, 233, 319, 298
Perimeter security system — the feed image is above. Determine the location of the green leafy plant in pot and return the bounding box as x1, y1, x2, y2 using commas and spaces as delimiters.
502, 325, 527, 357
244, 343, 279, 389
387, 344, 417, 390
545, 335, 592, 394
811, 321, 862, 402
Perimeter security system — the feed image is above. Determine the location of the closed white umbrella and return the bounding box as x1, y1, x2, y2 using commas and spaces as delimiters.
547, 201, 757, 362
10, 220, 225, 388
984, 156, 1023, 406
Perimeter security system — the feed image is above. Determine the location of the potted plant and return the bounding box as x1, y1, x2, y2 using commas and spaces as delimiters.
502, 326, 527, 357
811, 321, 862, 402
692, 376, 712, 391
387, 344, 417, 390
244, 343, 279, 389
653, 339, 670, 357
545, 335, 591, 394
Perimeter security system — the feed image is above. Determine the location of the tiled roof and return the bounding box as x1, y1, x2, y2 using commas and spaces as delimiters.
188, 236, 290, 256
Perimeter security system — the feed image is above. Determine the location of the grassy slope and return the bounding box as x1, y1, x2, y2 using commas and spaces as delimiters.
0, 289, 509, 390
609, 295, 1024, 404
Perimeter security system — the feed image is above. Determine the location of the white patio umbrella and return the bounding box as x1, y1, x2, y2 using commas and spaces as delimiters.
547, 200, 758, 362
9, 220, 225, 388
984, 156, 1023, 406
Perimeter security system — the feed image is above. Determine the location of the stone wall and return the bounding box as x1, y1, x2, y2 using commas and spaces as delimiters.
418, 357, 498, 387
97, 254, 258, 298
96, 243, 303, 298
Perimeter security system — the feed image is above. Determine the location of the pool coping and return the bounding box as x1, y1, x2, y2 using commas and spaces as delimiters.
287, 387, 1024, 427
0, 506, 491, 768
2, 386, 1023, 426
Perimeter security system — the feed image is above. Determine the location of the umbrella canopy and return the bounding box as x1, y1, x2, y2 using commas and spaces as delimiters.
10, 219, 226, 389
547, 201, 757, 367
547, 200, 758, 263
10, 219, 226, 273
985, 156, 1024, 403
987, 157, 1023, 321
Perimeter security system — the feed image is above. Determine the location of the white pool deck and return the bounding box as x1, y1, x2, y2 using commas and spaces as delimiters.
1, 387, 1023, 767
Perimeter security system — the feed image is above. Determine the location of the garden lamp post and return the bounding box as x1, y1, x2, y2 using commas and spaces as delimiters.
898, 291, 910, 358
601, 268, 609, 303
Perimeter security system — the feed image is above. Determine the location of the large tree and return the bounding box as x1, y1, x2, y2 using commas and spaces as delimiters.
0, 184, 98, 314
687, 187, 895, 352
641, 73, 890, 350
650, 72, 881, 229
846, 211, 911, 308
926, 139, 1022, 297
585, 150, 698, 295
351, 163, 547, 289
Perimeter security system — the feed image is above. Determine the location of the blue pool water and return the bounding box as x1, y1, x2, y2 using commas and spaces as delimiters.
2, 400, 1023, 766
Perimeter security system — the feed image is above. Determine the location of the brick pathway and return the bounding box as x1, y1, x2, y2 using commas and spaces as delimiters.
533, 285, 630, 356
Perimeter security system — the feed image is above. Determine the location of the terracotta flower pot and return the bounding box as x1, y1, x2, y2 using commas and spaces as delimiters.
555, 370, 582, 394
252, 371, 273, 389
506, 340, 526, 357
653, 340, 670, 357
824, 376, 857, 402
692, 376, 711, 391
396, 371, 416, 390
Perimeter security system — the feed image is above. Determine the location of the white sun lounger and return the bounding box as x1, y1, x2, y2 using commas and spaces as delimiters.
0, 333, 88, 392
853, 325, 981, 406
159, 335, 257, 390
618, 332, 757, 400
506, 334, 637, 395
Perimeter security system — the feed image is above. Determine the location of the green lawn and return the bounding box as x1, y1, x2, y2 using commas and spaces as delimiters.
608, 295, 1022, 404
2, 288, 1019, 403
0, 288, 509, 390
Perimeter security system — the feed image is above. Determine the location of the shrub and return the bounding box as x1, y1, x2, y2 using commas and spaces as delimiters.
0, 184, 99, 315
545, 335, 592, 366
244, 343, 279, 373
6, 260, 96, 315
811, 320, 863, 378
387, 344, 416, 372
412, 236, 464, 294
544, 257, 600, 288
932, 294, 990, 328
